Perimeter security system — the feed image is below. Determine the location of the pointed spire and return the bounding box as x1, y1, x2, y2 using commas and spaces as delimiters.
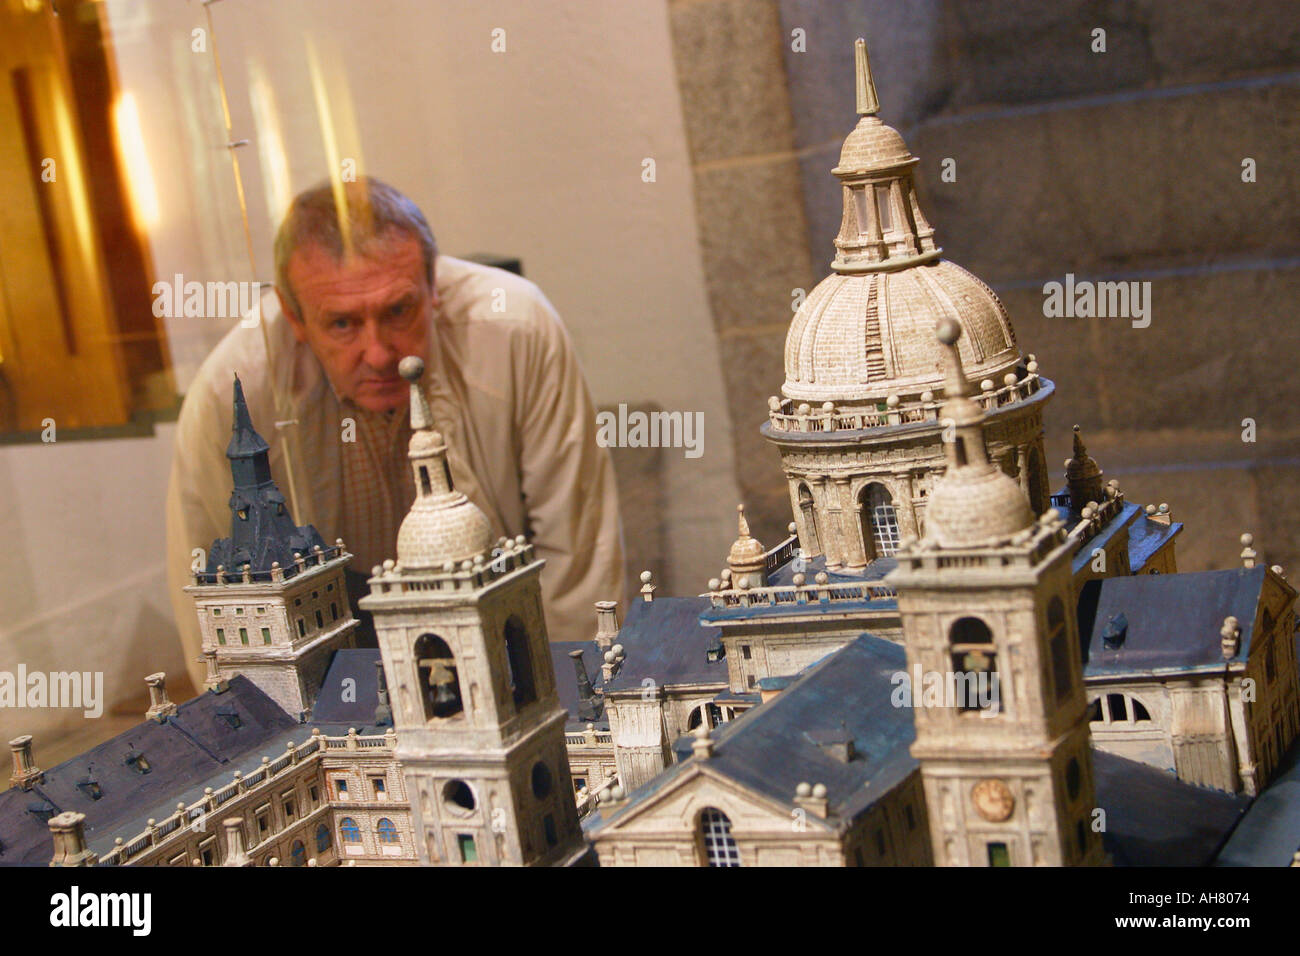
400, 356, 435, 433
737, 503, 752, 539
935, 318, 990, 469
228, 373, 269, 458
854, 37, 880, 116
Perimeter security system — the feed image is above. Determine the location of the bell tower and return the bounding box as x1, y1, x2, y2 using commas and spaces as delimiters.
887, 320, 1104, 867
359, 357, 585, 866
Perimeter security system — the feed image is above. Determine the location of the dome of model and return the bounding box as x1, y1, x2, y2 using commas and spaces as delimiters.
923, 465, 1035, 549
836, 116, 912, 172
782, 260, 1020, 405
396, 492, 494, 569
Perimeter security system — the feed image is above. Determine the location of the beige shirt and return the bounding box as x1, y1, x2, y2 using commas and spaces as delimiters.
165, 256, 625, 692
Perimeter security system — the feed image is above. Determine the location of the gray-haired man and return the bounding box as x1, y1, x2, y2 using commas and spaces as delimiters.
165, 177, 624, 693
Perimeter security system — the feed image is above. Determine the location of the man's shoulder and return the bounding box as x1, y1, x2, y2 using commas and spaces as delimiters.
436, 256, 561, 336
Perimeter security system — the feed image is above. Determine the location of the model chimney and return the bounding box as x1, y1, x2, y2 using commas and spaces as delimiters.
145, 672, 178, 722
48, 812, 98, 867
201, 649, 228, 694
9, 735, 42, 790
569, 649, 602, 722
594, 600, 620, 651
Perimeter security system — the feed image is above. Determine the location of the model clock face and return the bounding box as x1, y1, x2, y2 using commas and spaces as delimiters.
971, 779, 1015, 822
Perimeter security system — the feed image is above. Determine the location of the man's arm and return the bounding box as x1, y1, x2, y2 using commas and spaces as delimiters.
513, 294, 626, 643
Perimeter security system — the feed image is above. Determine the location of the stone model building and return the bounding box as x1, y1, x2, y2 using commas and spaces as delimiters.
3, 35, 1300, 869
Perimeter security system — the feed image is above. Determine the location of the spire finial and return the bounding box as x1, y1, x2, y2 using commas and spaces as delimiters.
936, 318, 975, 403
1072, 424, 1088, 458
398, 356, 434, 432
854, 37, 880, 116
737, 503, 751, 538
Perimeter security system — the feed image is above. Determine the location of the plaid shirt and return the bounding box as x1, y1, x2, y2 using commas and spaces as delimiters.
338, 402, 416, 574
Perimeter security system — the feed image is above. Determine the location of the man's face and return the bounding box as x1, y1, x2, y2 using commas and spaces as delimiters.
279, 232, 435, 413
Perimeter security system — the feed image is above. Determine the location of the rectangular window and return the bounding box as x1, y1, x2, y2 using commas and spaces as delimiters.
746, 675, 756, 689
235, 607, 243, 615
335, 779, 348, 799
257, 812, 269, 836
297, 619, 306, 637
308, 785, 319, 807
331, 602, 339, 621
216, 628, 226, 645
987, 842, 1011, 867
371, 777, 387, 800
256, 606, 265, 615
544, 814, 557, 847
457, 834, 477, 863
312, 591, 318, 599
905, 805, 916, 830
239, 627, 249, 645
573, 777, 587, 794
741, 645, 751, 660
261, 627, 271, 644
315, 609, 324, 628
200, 847, 215, 867
294, 597, 302, 607
327, 582, 334, 592
211, 608, 221, 616
875, 829, 886, 854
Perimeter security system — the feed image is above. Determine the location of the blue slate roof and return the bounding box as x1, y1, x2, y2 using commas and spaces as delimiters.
549, 641, 608, 731
590, 635, 918, 834
312, 648, 390, 731
0, 676, 298, 865
1127, 513, 1182, 570
605, 597, 727, 692
1215, 714, 1300, 866
1094, 750, 1251, 865
1078, 567, 1267, 678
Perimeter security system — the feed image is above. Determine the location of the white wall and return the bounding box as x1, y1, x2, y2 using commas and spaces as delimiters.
0, 0, 739, 746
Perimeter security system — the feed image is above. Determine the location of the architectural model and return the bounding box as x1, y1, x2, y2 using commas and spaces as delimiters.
3, 38, 1299, 868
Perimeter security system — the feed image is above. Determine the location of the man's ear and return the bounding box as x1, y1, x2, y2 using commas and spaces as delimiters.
276, 287, 309, 344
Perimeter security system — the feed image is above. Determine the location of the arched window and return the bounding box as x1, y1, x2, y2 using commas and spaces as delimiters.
504, 616, 536, 708
290, 840, 306, 867
376, 818, 399, 844
1131, 698, 1151, 722
686, 702, 724, 731
413, 634, 462, 719
339, 817, 361, 844
1047, 597, 1071, 703
698, 808, 740, 867
861, 483, 900, 558
949, 617, 997, 713
315, 823, 331, 853
797, 483, 821, 554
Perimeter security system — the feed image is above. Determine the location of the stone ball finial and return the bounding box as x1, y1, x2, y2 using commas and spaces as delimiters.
796, 782, 812, 797
640, 570, 653, 584
936, 317, 961, 345
1241, 533, 1254, 547
920, 390, 934, 403
398, 355, 425, 381
792, 573, 806, 587
708, 578, 721, 591
768, 396, 781, 411
815, 571, 829, 585
788, 522, 798, 534
812, 783, 828, 799
980, 379, 994, 392
1004, 373, 1018, 387
1145, 504, 1156, 515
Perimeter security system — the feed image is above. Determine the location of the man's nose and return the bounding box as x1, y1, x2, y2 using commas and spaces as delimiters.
359, 320, 396, 368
